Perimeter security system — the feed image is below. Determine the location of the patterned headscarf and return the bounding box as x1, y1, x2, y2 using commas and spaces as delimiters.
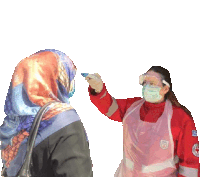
0, 49, 77, 168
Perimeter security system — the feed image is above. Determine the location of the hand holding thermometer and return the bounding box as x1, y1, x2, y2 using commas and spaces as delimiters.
81, 73, 99, 80
81, 73, 103, 93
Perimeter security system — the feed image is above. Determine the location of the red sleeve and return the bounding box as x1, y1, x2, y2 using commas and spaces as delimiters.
88, 83, 141, 122
176, 109, 199, 177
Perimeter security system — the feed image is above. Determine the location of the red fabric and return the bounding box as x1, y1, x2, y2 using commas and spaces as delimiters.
89, 83, 200, 176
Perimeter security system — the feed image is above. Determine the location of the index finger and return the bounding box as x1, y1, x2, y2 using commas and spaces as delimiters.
86, 74, 98, 80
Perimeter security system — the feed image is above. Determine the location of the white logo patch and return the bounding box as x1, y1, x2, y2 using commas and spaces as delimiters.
160, 140, 169, 150
192, 143, 199, 157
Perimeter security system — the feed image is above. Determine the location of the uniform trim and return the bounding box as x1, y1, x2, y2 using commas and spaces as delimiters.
179, 165, 198, 177
100, 90, 107, 99
106, 97, 118, 117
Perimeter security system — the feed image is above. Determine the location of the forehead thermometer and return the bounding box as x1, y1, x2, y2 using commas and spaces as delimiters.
81, 73, 89, 77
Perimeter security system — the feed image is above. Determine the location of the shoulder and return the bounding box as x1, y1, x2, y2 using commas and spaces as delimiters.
172, 105, 195, 127
55, 109, 81, 125
172, 105, 193, 120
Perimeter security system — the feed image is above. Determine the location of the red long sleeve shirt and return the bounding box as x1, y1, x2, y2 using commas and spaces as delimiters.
89, 83, 199, 177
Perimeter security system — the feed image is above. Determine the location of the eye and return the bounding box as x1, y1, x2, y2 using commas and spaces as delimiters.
142, 81, 146, 86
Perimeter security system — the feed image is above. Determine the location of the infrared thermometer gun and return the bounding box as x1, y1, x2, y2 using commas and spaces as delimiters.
81, 73, 100, 80
81, 73, 89, 77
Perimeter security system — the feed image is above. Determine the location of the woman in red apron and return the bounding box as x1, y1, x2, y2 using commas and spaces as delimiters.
84, 66, 199, 177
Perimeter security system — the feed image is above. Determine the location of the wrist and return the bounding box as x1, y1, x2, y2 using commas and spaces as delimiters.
95, 87, 103, 94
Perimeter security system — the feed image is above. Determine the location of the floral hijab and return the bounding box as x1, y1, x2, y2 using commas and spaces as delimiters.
0, 49, 77, 168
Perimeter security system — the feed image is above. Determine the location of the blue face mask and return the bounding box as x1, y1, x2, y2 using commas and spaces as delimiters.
142, 84, 162, 103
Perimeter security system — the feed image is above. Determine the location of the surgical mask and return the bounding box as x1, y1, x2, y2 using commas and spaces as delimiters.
142, 84, 162, 103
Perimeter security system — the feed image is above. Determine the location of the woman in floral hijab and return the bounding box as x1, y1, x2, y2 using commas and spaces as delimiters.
0, 49, 93, 177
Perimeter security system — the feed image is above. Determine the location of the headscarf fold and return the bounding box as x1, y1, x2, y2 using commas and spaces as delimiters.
0, 49, 77, 168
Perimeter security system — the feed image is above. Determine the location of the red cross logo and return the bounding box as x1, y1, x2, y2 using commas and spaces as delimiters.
192, 144, 199, 157
195, 146, 199, 153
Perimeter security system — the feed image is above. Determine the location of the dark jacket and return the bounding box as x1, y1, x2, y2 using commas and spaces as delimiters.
3, 110, 93, 177
31, 120, 93, 177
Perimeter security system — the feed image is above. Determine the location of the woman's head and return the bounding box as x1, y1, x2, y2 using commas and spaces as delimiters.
141, 65, 192, 117
147, 66, 172, 100
6, 49, 77, 117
